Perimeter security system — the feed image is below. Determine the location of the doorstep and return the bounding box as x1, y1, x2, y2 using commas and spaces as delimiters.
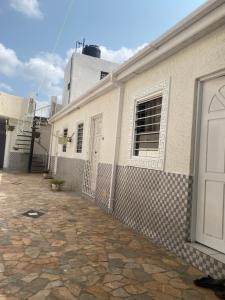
184, 242, 225, 279
187, 242, 225, 263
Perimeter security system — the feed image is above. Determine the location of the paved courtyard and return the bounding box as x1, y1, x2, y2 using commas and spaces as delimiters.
0, 172, 217, 300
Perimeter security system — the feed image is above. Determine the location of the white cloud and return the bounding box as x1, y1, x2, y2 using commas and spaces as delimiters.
9, 0, 43, 19
0, 43, 63, 99
0, 83, 13, 92
0, 42, 148, 102
35, 99, 52, 116
100, 44, 148, 63
0, 42, 63, 99
66, 48, 76, 61
0, 43, 21, 76
66, 44, 148, 64
22, 53, 64, 97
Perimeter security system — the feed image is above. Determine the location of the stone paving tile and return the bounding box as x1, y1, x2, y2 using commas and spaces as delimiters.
0, 172, 218, 299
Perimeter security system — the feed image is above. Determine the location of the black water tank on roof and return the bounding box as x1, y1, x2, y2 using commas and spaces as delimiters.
82, 45, 101, 58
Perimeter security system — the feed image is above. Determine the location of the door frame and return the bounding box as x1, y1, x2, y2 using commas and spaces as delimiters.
191, 68, 225, 242
88, 113, 103, 194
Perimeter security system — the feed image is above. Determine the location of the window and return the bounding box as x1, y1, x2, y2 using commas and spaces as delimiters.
100, 71, 109, 80
128, 80, 169, 170
134, 96, 162, 157
62, 128, 68, 152
76, 123, 84, 153
67, 82, 70, 90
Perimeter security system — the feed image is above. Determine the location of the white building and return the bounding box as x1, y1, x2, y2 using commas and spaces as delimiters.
49, 0, 225, 278
0, 91, 51, 172
0, 92, 31, 170
62, 46, 118, 107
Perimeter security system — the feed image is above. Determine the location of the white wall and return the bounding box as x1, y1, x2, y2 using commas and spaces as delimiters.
0, 92, 51, 169
52, 88, 120, 164
119, 24, 225, 175
52, 24, 225, 176
0, 92, 30, 168
34, 125, 51, 155
62, 53, 118, 106
0, 92, 29, 120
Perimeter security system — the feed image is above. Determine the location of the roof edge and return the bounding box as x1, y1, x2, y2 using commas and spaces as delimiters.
50, 0, 225, 123
114, 0, 224, 76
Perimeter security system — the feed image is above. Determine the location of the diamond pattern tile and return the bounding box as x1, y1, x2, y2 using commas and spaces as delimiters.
52, 157, 225, 279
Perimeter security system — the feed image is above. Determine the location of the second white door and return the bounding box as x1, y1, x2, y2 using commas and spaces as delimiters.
89, 115, 102, 194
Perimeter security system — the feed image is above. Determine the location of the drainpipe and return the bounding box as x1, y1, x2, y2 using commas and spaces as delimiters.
108, 80, 125, 211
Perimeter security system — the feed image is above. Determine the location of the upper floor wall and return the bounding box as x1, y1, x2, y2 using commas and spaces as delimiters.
62, 53, 118, 107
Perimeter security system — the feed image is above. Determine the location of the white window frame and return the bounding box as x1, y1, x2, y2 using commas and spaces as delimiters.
127, 79, 170, 170
75, 122, 84, 154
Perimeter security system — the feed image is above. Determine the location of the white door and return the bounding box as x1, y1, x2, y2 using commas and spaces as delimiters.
89, 115, 102, 193
196, 76, 225, 253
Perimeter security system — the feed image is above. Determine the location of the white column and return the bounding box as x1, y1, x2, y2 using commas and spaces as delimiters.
3, 129, 12, 169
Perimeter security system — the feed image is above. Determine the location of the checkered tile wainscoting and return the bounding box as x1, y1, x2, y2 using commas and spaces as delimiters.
52, 158, 225, 278
7, 152, 29, 172
95, 163, 112, 211
82, 160, 94, 198
54, 157, 84, 194
49, 156, 55, 174
113, 166, 192, 256
183, 244, 225, 279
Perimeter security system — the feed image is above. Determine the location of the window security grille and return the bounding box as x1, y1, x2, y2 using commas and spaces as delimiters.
62, 128, 68, 152
134, 96, 162, 157
76, 123, 84, 153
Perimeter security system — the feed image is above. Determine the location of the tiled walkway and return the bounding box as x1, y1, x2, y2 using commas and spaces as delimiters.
0, 172, 217, 300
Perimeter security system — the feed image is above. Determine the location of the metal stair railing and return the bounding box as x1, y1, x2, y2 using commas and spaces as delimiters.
14, 98, 36, 152
13, 99, 51, 172
28, 104, 51, 173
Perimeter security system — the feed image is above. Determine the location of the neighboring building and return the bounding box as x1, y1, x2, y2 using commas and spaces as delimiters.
0, 91, 52, 172
49, 0, 225, 278
0, 92, 31, 170
62, 45, 118, 107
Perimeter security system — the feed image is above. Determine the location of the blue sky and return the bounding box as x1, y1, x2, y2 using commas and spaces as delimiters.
0, 0, 206, 104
